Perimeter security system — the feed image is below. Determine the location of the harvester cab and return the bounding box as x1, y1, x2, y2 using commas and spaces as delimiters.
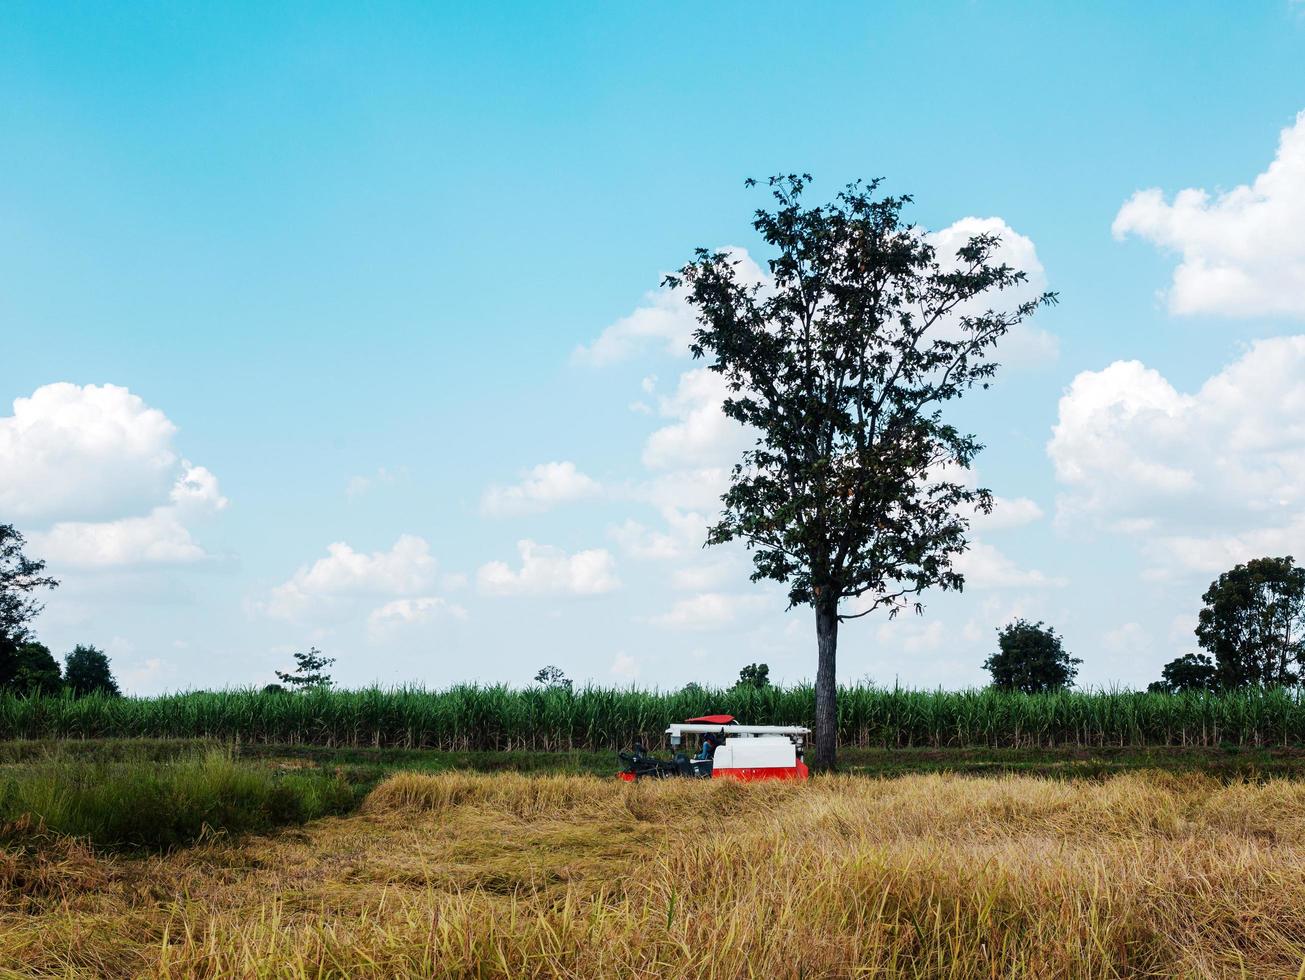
618, 715, 811, 782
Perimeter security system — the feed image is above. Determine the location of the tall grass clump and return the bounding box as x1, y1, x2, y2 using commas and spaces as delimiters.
0, 683, 1302, 750
0, 750, 357, 850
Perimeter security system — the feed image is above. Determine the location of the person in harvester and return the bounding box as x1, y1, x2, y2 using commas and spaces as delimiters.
695, 733, 720, 761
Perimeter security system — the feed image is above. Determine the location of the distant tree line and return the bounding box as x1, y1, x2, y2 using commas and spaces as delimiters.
536, 553, 1304, 702
1149, 556, 1304, 693
980, 555, 1305, 696
0, 524, 120, 697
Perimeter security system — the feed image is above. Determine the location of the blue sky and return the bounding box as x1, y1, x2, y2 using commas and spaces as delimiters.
3, 2, 1305, 693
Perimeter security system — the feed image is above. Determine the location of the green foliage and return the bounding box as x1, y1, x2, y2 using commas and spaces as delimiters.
670, 176, 1053, 612
275, 647, 335, 690
984, 620, 1081, 694
0, 750, 356, 850
12, 641, 62, 695
667, 175, 1055, 768
533, 665, 573, 692
1196, 556, 1305, 688
736, 663, 771, 689
0, 523, 59, 641
1149, 653, 1218, 694
63, 644, 120, 697
0, 683, 1301, 750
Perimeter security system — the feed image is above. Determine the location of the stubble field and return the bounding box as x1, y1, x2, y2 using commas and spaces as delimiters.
3, 761, 1305, 978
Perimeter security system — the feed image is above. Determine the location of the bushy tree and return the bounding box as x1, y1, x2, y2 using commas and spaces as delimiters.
1148, 653, 1217, 694
0, 525, 58, 642
1195, 556, 1304, 688
984, 620, 1080, 694
64, 645, 120, 697
736, 663, 771, 689
533, 665, 572, 691
275, 647, 336, 690
669, 175, 1053, 769
13, 641, 62, 695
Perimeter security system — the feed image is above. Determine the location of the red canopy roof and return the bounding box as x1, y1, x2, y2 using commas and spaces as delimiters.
686, 714, 736, 724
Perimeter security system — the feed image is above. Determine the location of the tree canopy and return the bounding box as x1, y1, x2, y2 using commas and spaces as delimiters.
63, 645, 120, 697
984, 619, 1080, 694
1148, 652, 1217, 694
275, 647, 336, 691
533, 665, 573, 691
0, 524, 58, 642
1195, 556, 1304, 688
670, 175, 1053, 768
13, 641, 63, 695
736, 663, 771, 689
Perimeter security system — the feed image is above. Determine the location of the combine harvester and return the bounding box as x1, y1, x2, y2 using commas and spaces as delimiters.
618, 714, 810, 782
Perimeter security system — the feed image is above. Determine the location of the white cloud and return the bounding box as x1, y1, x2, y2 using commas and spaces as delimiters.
1, 384, 228, 568
928, 217, 1058, 366
477, 540, 619, 596
1049, 336, 1305, 574
572, 247, 766, 366
650, 592, 766, 630
875, 617, 946, 653
1113, 109, 1305, 317
641, 368, 752, 470
633, 467, 731, 513
670, 558, 737, 592
1048, 360, 1196, 514
608, 507, 708, 561
30, 462, 227, 569
954, 541, 1063, 589
0, 382, 180, 523
961, 596, 1047, 645
1144, 517, 1305, 579
367, 596, 467, 637
481, 461, 602, 517
346, 466, 404, 499
978, 496, 1044, 531
118, 656, 178, 695
35, 508, 207, 567
1104, 621, 1149, 654
609, 651, 640, 681
1050, 337, 1305, 521
607, 519, 684, 560
266, 535, 438, 620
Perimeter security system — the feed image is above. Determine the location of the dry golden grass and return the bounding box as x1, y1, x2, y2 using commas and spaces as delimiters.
2, 771, 1305, 978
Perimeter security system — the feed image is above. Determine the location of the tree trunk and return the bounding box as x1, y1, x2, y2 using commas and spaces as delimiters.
813, 596, 839, 772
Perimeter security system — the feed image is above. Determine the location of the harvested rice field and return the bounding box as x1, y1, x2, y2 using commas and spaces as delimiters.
3, 769, 1305, 978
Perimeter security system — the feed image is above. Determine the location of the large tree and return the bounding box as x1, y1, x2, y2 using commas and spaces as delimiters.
64, 645, 120, 697
1195, 556, 1304, 688
1148, 652, 1217, 694
669, 175, 1053, 769
0, 524, 59, 642
984, 619, 1080, 694
12, 641, 63, 695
